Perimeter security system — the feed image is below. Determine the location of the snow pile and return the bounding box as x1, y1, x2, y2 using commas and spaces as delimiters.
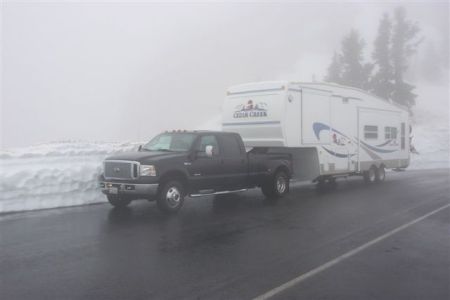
0, 141, 141, 213
409, 84, 449, 169
0, 140, 139, 159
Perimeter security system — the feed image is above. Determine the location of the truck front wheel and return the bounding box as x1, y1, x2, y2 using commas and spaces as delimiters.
262, 170, 289, 198
107, 195, 131, 208
157, 180, 185, 214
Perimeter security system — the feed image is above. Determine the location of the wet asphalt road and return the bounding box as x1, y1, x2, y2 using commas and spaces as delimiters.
1, 169, 449, 300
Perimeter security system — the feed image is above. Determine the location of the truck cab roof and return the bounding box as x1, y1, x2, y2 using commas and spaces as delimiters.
163, 130, 231, 136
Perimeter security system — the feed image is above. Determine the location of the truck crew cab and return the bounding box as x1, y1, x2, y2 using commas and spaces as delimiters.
99, 131, 292, 213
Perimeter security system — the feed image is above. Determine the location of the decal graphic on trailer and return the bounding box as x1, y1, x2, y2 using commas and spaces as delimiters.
313, 122, 356, 158
233, 100, 268, 118
313, 122, 398, 159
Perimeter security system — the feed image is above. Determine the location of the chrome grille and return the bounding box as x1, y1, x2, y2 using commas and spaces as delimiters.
104, 160, 138, 180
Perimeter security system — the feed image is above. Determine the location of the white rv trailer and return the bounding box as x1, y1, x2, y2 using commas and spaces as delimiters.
222, 81, 410, 182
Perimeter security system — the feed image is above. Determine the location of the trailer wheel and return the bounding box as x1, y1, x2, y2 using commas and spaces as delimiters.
157, 180, 185, 214
107, 195, 131, 208
316, 179, 326, 191
376, 165, 386, 182
262, 170, 289, 198
363, 166, 377, 184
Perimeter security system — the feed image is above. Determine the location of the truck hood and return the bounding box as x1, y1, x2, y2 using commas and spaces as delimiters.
105, 151, 187, 163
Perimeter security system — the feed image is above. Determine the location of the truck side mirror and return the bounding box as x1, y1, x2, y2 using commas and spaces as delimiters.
193, 145, 214, 159
138, 145, 142, 151
205, 145, 214, 158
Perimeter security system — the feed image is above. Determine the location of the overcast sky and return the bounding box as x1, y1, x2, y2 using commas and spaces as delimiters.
1, 0, 448, 148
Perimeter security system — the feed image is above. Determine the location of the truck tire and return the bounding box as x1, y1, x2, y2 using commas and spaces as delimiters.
262, 170, 289, 198
363, 166, 377, 184
376, 165, 386, 182
157, 180, 185, 214
107, 195, 131, 208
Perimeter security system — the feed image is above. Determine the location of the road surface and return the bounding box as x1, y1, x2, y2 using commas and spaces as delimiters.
1, 169, 449, 300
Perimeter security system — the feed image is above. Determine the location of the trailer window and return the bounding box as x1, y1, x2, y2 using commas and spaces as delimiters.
364, 125, 378, 139
385, 127, 398, 140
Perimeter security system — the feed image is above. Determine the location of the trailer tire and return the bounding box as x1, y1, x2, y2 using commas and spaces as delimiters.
376, 165, 386, 182
157, 180, 185, 214
363, 166, 377, 184
262, 170, 289, 198
107, 195, 131, 208
317, 179, 326, 191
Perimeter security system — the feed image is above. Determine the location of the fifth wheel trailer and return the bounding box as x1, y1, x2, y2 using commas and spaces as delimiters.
221, 81, 410, 183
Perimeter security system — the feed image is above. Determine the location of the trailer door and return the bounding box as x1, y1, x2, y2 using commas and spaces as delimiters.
330, 96, 354, 172
301, 89, 331, 144
301, 89, 331, 173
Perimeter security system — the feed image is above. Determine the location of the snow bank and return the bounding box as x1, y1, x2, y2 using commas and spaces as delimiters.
409, 84, 449, 169
0, 141, 140, 213
0, 140, 139, 159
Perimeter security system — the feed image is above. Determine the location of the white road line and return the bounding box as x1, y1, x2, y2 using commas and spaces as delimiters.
253, 203, 450, 300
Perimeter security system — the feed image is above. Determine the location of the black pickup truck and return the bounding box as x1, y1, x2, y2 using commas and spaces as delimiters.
99, 131, 292, 213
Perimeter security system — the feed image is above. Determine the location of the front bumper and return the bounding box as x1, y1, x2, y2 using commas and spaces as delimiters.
100, 181, 159, 197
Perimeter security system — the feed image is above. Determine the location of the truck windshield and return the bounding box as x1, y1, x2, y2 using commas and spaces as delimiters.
142, 133, 197, 152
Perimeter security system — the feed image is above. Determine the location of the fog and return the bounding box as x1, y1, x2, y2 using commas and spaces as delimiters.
1, 0, 448, 148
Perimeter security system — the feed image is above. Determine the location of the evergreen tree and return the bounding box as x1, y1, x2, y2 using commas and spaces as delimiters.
324, 51, 343, 83
391, 6, 421, 110
371, 13, 394, 100
340, 29, 372, 90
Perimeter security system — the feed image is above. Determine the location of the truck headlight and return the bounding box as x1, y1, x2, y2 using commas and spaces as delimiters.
140, 165, 156, 176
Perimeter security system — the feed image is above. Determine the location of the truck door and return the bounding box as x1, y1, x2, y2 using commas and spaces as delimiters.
187, 135, 222, 193
217, 134, 248, 190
